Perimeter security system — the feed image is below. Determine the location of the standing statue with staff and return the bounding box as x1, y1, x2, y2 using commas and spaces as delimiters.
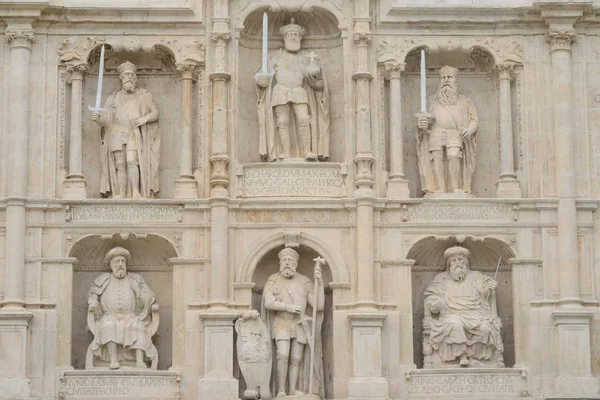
262, 248, 325, 399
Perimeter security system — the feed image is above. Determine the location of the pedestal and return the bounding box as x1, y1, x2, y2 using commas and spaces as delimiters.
347, 311, 389, 400
173, 178, 198, 199
387, 177, 411, 199
496, 177, 522, 198
0, 311, 33, 399
63, 178, 87, 199
551, 309, 600, 397
197, 310, 239, 400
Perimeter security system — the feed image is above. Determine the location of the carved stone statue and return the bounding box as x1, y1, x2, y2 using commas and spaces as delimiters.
416, 66, 479, 195
86, 246, 159, 370
422, 246, 504, 368
235, 310, 273, 400
256, 19, 330, 162
262, 248, 325, 398
92, 61, 160, 198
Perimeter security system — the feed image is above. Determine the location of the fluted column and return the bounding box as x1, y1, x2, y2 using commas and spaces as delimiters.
495, 63, 522, 198
546, 26, 599, 397
173, 62, 198, 198
385, 60, 410, 199
3, 25, 34, 310
63, 62, 88, 199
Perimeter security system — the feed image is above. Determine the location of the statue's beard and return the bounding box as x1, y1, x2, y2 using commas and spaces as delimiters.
123, 80, 137, 93
113, 268, 126, 279
284, 40, 301, 52
450, 265, 467, 282
281, 268, 296, 279
434, 83, 458, 106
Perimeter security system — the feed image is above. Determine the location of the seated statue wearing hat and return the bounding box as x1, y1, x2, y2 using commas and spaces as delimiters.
422, 246, 504, 368
86, 246, 159, 369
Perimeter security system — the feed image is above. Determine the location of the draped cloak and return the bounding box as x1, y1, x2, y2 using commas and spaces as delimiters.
99, 88, 160, 197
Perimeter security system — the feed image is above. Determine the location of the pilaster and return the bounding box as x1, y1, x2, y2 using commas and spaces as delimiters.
0, 311, 33, 399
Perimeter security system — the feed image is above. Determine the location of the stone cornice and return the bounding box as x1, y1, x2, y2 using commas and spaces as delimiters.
0, 2, 48, 19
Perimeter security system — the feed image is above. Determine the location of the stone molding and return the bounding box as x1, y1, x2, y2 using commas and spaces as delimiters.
376, 36, 524, 66
546, 29, 577, 52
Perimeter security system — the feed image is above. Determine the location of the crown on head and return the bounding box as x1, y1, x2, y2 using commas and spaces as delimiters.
439, 65, 459, 78
117, 61, 137, 75
104, 246, 131, 266
443, 246, 470, 261
278, 247, 300, 261
280, 18, 306, 38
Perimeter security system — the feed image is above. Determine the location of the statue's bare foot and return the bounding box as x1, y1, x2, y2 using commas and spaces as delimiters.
278, 153, 289, 160
305, 153, 317, 161
109, 361, 120, 369
459, 355, 469, 367
276, 390, 287, 398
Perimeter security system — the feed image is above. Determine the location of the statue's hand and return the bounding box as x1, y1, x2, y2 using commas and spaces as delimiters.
92, 111, 102, 124
314, 265, 323, 284
256, 74, 270, 88
88, 297, 99, 311
461, 128, 474, 140
429, 302, 442, 314
286, 304, 302, 314
417, 116, 430, 130
485, 279, 497, 291
133, 116, 147, 128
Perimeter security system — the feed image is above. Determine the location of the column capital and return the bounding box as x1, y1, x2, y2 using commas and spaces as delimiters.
176, 62, 197, 80
65, 61, 87, 80
353, 32, 372, 47
5, 26, 34, 49
384, 60, 405, 80
546, 29, 577, 52
495, 63, 514, 81
210, 31, 231, 44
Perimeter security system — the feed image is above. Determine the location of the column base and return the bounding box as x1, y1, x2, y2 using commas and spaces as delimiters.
496, 176, 522, 198
197, 377, 238, 400
387, 176, 410, 199
174, 178, 198, 199
63, 178, 87, 199
348, 377, 389, 400
0, 311, 33, 399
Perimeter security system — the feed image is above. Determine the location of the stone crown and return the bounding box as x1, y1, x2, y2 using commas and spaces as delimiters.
280, 18, 305, 38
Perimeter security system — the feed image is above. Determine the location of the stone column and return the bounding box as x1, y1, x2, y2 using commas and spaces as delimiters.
385, 60, 410, 199
495, 63, 522, 198
0, 23, 35, 399
3, 24, 34, 310
174, 62, 199, 198
547, 27, 599, 396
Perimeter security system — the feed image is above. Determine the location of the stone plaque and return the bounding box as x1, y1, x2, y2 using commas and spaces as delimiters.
405, 368, 527, 398
60, 371, 180, 400
65, 204, 183, 223
399, 203, 515, 222
238, 163, 346, 198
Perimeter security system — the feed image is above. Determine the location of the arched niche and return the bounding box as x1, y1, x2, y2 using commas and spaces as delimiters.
236, 8, 345, 164
68, 233, 178, 370
398, 46, 500, 198
246, 244, 335, 399
407, 236, 516, 369
81, 44, 185, 199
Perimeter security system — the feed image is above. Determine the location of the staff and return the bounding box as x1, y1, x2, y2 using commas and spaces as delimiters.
89, 43, 107, 112
309, 256, 326, 395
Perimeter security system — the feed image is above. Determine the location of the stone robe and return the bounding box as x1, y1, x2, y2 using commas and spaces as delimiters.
257, 49, 330, 161
99, 88, 160, 197
88, 272, 157, 363
417, 94, 478, 194
262, 272, 324, 397
423, 270, 503, 364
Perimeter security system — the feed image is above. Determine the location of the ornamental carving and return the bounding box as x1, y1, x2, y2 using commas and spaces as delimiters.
5, 28, 34, 46
546, 30, 577, 52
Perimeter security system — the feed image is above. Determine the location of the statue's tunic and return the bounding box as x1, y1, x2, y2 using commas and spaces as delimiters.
423, 270, 503, 361
271, 51, 310, 106
88, 272, 156, 358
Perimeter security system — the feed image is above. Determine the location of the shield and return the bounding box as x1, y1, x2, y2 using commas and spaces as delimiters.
235, 311, 272, 400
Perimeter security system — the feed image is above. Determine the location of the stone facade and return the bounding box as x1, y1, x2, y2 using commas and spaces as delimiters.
0, 1, 599, 400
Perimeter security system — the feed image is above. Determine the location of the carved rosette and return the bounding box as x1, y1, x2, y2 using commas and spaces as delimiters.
384, 60, 405, 80
354, 155, 375, 189
495, 63, 514, 81
546, 30, 577, 53
210, 155, 230, 189
5, 28, 34, 49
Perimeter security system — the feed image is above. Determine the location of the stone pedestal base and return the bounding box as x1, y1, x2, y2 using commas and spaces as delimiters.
496, 177, 522, 198
554, 377, 600, 398
63, 178, 87, 199
0, 311, 33, 399
59, 370, 181, 399
197, 377, 238, 400
387, 177, 411, 199
348, 377, 389, 400
173, 178, 198, 199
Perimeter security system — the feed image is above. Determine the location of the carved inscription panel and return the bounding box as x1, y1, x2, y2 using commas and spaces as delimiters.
239, 163, 346, 198
65, 204, 184, 223
388, 203, 516, 223
60, 371, 180, 399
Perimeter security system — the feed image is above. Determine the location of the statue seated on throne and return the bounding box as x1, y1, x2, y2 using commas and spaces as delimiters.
86, 246, 160, 370
422, 246, 504, 368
